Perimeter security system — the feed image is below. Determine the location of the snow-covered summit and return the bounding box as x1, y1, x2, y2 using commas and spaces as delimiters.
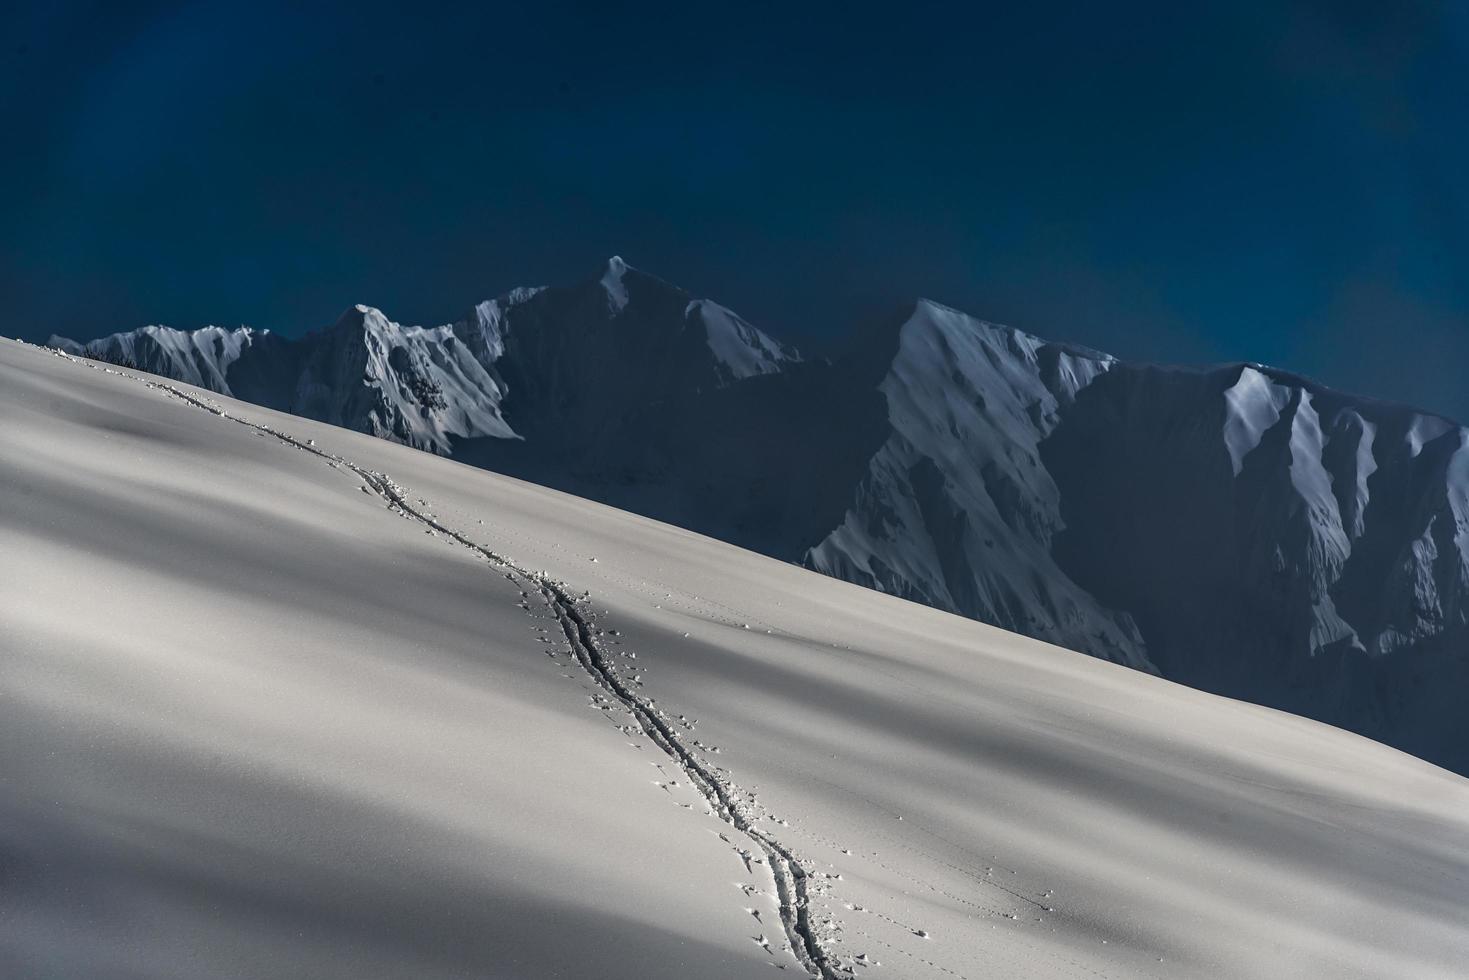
599, 255, 631, 312
287, 303, 519, 452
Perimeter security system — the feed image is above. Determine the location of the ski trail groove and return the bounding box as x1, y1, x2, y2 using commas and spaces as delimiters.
89, 363, 850, 980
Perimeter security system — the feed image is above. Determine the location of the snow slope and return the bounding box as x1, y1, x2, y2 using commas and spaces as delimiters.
4, 337, 1467, 979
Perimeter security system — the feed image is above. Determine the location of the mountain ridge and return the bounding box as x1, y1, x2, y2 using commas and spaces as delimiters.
50, 257, 1469, 775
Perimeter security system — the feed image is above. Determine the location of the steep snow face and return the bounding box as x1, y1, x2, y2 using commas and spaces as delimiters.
686, 299, 798, 383
1282, 391, 1356, 652
1222, 366, 1292, 475
1327, 408, 1377, 541
290, 304, 518, 453
806, 301, 1150, 670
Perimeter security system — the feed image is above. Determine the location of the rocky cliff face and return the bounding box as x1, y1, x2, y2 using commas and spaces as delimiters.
804, 300, 1151, 672
1044, 360, 1469, 768
53, 262, 1469, 774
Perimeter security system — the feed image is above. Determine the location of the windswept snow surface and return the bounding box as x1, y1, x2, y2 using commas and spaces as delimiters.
4, 338, 1468, 979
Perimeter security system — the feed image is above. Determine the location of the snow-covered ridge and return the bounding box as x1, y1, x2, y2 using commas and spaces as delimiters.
54, 261, 796, 455
291, 303, 520, 451
50, 323, 269, 394
50, 264, 1469, 775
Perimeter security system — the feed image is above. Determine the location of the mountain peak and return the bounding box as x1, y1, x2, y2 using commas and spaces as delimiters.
331, 304, 396, 335
600, 256, 632, 313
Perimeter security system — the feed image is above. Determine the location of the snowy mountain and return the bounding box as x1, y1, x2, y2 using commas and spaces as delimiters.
52, 260, 1469, 775
52, 258, 796, 458
810, 301, 1469, 774
805, 301, 1149, 673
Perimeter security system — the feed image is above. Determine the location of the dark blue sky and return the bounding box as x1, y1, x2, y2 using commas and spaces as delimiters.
5, 2, 1468, 419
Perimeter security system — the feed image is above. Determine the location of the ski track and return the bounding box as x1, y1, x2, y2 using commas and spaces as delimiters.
41, 350, 852, 980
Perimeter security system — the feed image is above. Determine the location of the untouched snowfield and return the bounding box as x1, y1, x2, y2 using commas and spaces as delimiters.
3, 337, 1467, 980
